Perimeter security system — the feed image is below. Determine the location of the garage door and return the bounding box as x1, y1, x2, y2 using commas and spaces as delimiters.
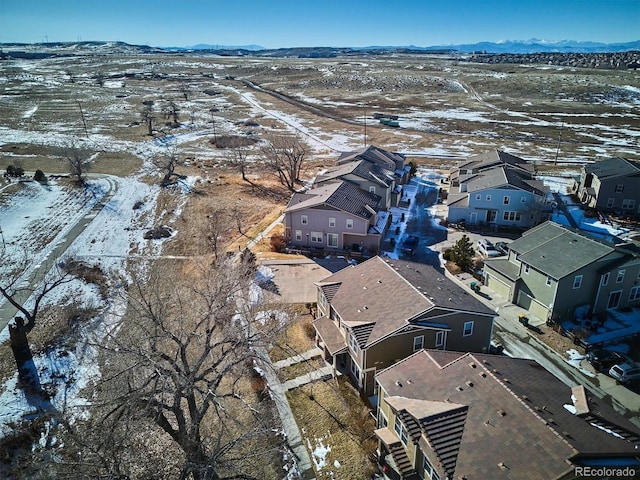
516, 291, 548, 321
486, 274, 511, 300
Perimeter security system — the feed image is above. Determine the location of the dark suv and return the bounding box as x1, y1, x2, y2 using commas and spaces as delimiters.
586, 349, 630, 371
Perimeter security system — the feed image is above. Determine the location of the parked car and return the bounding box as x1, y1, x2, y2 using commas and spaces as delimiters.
495, 241, 509, 255
400, 235, 419, 254
609, 362, 640, 384
587, 349, 630, 371
477, 239, 500, 257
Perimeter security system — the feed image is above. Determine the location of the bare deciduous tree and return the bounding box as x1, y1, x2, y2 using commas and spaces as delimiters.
163, 99, 180, 125
85, 259, 289, 479
0, 253, 78, 378
260, 135, 308, 192
141, 100, 156, 136
228, 147, 259, 190
154, 144, 185, 187
60, 140, 93, 184
205, 209, 229, 260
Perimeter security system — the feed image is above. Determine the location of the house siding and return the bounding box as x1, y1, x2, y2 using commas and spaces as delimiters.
448, 186, 543, 228
284, 207, 372, 250
594, 176, 640, 212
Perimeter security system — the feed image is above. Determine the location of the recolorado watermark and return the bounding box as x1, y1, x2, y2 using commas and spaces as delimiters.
575, 466, 637, 478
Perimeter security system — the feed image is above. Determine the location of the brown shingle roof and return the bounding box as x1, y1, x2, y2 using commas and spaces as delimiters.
312, 316, 347, 355
316, 257, 495, 348
376, 350, 640, 480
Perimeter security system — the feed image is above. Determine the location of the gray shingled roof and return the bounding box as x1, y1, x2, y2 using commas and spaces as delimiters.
337, 145, 405, 171
375, 350, 640, 480
585, 157, 640, 179
285, 180, 381, 219
508, 221, 615, 279
316, 159, 393, 187
462, 165, 548, 196
316, 256, 495, 347
456, 149, 534, 173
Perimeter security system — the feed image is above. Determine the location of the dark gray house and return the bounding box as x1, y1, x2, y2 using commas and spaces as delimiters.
572, 157, 640, 215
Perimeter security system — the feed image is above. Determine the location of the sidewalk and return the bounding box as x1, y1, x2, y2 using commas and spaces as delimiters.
274, 347, 321, 369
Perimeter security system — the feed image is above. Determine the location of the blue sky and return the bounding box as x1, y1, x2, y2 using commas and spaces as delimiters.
1, 0, 638, 48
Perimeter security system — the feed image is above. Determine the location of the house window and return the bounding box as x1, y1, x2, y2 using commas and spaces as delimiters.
295, 230, 302, 241
606, 198, 615, 208
349, 332, 359, 352
423, 457, 440, 480
413, 335, 424, 352
463, 321, 474, 337
329, 217, 336, 227
327, 233, 338, 248
394, 416, 408, 446
435, 331, 444, 347
608, 290, 622, 309
615, 184, 624, 193
378, 409, 388, 428
524, 264, 530, 274
622, 199, 635, 210
369, 186, 376, 194
310, 231, 322, 243
476, 194, 481, 200
573, 275, 583, 289
546, 276, 552, 286
485, 194, 491, 201
629, 286, 640, 301
301, 215, 308, 225
346, 218, 353, 229
521, 196, 527, 203
503, 211, 522, 221
617, 269, 625, 283
602, 272, 610, 286
503, 196, 510, 205
350, 360, 360, 383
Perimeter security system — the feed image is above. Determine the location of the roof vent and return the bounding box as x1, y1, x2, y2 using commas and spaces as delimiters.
522, 395, 530, 401
456, 386, 464, 392
497, 409, 506, 417
465, 381, 474, 387
479, 372, 487, 378
396, 381, 402, 387
503, 378, 510, 384
377, 280, 382, 283
498, 462, 508, 470
469, 362, 477, 368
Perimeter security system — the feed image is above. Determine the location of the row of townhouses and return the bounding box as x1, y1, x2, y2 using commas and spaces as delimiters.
291, 148, 640, 479
283, 145, 411, 255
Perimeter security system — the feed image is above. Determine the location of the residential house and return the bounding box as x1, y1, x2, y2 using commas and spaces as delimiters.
571, 156, 640, 215
283, 180, 388, 254
338, 145, 411, 190
483, 221, 640, 321
313, 256, 496, 397
374, 349, 640, 480
315, 159, 399, 210
448, 149, 534, 187
447, 163, 549, 229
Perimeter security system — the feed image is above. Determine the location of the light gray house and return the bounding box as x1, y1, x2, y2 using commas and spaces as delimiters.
448, 149, 534, 187
483, 221, 640, 321
447, 164, 549, 229
283, 180, 388, 255
315, 159, 399, 210
313, 256, 496, 396
571, 157, 640, 215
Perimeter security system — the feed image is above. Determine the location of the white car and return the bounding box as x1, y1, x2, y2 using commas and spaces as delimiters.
477, 238, 500, 257
609, 362, 640, 384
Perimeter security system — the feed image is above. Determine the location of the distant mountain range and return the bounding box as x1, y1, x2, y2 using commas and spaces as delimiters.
1, 39, 638, 61
166, 39, 640, 54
